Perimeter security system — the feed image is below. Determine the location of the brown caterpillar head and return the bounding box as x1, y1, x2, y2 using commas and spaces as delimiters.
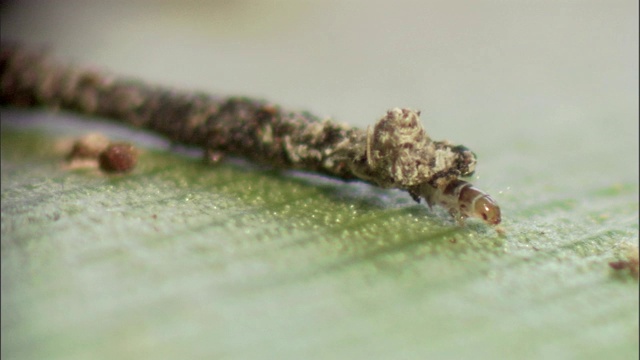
473, 195, 501, 225
455, 180, 501, 225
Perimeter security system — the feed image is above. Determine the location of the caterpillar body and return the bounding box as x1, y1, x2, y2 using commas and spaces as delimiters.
0, 43, 501, 226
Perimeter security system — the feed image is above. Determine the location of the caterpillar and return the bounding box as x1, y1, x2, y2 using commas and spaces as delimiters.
0, 43, 500, 226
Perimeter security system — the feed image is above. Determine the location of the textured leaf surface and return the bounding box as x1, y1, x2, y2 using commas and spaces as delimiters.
1, 2, 638, 360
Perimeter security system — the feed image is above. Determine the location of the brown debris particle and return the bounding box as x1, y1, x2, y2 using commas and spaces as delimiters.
98, 143, 138, 173
609, 242, 639, 280
64, 133, 138, 174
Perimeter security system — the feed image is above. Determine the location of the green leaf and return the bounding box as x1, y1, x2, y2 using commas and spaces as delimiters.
1, 109, 637, 360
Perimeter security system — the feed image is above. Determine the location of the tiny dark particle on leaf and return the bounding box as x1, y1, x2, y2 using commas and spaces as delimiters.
609, 260, 639, 280
609, 261, 627, 270
99, 143, 138, 173
608, 243, 639, 280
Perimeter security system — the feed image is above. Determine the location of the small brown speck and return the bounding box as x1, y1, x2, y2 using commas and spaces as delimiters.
609, 243, 639, 280
99, 143, 138, 173
608, 260, 639, 280
609, 261, 627, 270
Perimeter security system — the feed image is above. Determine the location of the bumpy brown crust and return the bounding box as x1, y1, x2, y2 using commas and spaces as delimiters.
357, 108, 476, 189
1, 43, 492, 222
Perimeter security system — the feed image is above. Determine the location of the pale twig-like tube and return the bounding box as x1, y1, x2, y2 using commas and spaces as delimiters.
0, 43, 500, 225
